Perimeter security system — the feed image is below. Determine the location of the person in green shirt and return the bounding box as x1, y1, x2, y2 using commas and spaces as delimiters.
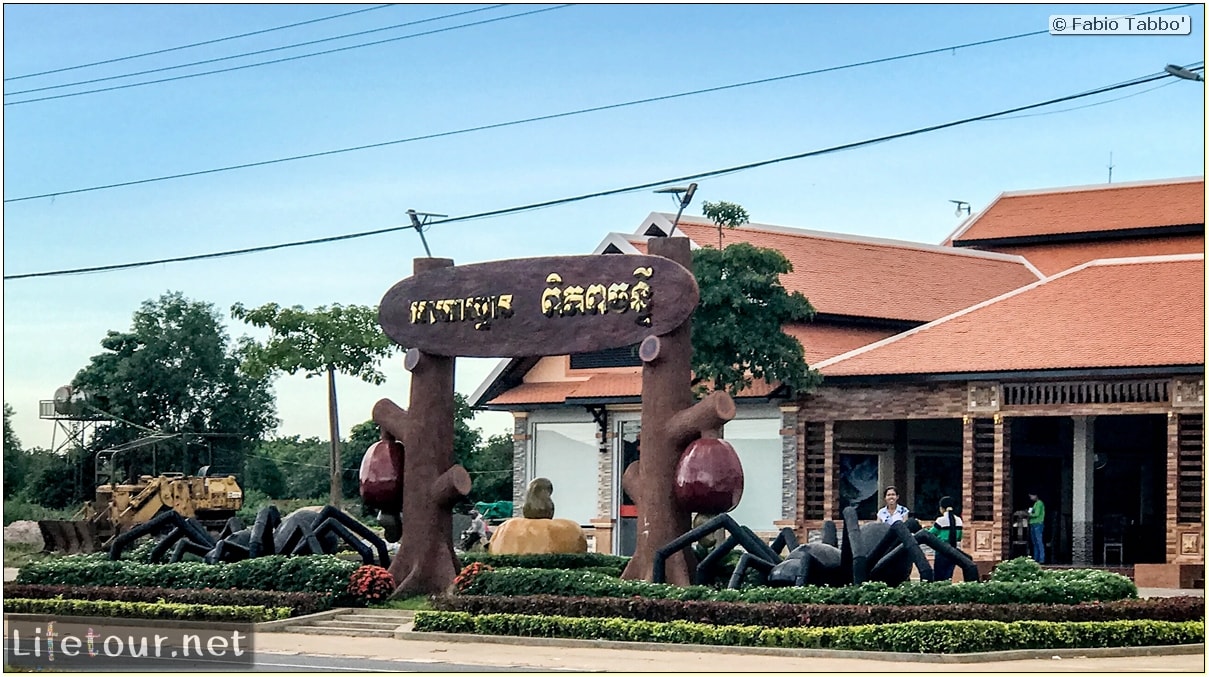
927, 495, 963, 581
1027, 492, 1046, 564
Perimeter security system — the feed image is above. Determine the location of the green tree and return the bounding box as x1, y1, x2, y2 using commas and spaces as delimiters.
231, 302, 398, 507
465, 432, 514, 504
253, 436, 330, 500
4, 403, 24, 498
71, 292, 277, 502
345, 394, 511, 507
242, 451, 288, 499
691, 203, 821, 396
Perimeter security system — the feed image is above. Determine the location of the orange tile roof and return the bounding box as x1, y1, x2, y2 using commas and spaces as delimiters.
488, 381, 583, 405
950, 178, 1205, 243
564, 373, 642, 399
488, 363, 785, 406
670, 217, 1041, 323
989, 235, 1204, 276
817, 255, 1205, 377
785, 323, 900, 364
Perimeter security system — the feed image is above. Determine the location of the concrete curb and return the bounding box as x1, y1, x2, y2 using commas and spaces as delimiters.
398, 630, 1205, 663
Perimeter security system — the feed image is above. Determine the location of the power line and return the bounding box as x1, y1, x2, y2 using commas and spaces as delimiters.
4, 67, 1188, 282
5, 4, 507, 95
3, 5, 571, 106
4, 4, 396, 82
0, 30, 1052, 204
6, 2, 1194, 204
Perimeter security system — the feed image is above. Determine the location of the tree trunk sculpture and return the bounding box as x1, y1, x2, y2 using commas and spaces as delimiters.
372, 257, 472, 598
620, 236, 736, 585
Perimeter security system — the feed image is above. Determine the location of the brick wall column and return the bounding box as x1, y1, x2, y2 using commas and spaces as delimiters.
511, 413, 530, 516
1071, 415, 1095, 564
1166, 412, 1179, 564
596, 412, 615, 521
822, 420, 836, 521
780, 406, 799, 522
961, 416, 974, 520
992, 415, 1011, 560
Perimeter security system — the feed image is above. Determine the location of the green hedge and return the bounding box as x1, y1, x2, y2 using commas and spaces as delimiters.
4, 584, 333, 617
459, 553, 628, 574
456, 567, 1137, 605
413, 611, 1204, 653
16, 554, 359, 602
433, 593, 1204, 627
4, 598, 290, 623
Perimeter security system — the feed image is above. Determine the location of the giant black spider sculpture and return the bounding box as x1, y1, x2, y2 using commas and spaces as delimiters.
653, 506, 980, 589
108, 505, 391, 568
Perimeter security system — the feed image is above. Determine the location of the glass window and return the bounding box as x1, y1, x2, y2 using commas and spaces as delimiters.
724, 418, 782, 531
839, 453, 880, 520
532, 422, 599, 525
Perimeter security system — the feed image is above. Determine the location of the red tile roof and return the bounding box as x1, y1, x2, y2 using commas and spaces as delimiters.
670, 217, 1041, 323
488, 381, 584, 405
785, 323, 900, 364
990, 235, 1205, 276
949, 178, 1205, 243
817, 255, 1205, 377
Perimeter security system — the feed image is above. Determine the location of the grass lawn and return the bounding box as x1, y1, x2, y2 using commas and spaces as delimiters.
372, 595, 433, 611
2, 542, 55, 569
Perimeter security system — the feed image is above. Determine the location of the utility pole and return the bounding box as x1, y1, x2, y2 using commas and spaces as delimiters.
328, 364, 342, 508
1107, 152, 1114, 184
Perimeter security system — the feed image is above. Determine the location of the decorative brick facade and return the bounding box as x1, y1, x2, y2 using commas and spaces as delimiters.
511, 413, 529, 516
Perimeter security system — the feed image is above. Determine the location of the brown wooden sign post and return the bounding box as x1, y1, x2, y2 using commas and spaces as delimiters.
371, 240, 725, 596
621, 237, 735, 585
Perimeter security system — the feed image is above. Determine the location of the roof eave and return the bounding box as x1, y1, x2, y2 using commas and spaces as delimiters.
817, 364, 1205, 385
952, 223, 1205, 249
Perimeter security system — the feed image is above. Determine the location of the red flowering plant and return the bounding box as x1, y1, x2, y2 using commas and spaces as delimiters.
450, 562, 493, 595
347, 565, 395, 605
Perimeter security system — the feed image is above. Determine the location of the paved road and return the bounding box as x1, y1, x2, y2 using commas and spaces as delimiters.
256, 631, 1206, 672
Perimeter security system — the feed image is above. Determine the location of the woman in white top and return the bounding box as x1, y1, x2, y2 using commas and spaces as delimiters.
876, 486, 910, 525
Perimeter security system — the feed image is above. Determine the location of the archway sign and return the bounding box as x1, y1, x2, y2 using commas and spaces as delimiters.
371, 237, 735, 597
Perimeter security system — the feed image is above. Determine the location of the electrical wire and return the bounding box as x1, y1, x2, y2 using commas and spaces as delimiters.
3, 5, 571, 106
4, 67, 1189, 282
5, 4, 507, 95
5, 2, 1195, 204
0, 31, 1063, 204
4, 4, 396, 82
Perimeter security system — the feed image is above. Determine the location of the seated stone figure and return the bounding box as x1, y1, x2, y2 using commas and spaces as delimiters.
489, 477, 587, 555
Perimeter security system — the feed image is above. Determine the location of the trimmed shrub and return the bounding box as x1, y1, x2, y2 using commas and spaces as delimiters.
4, 598, 290, 623
413, 611, 1204, 653
433, 593, 1204, 627
459, 553, 628, 575
455, 567, 1137, 605
3, 584, 333, 617
348, 565, 395, 605
15, 554, 359, 600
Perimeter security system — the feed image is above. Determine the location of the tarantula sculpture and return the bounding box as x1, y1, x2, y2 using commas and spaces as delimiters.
653, 506, 980, 589
108, 505, 391, 568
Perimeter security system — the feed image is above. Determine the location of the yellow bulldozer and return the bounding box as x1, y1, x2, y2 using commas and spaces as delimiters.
38, 472, 244, 555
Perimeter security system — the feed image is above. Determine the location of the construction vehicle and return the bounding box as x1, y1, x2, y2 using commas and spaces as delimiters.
38, 471, 244, 555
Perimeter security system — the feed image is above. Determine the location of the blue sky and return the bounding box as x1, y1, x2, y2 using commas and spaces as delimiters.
3, 3, 1205, 453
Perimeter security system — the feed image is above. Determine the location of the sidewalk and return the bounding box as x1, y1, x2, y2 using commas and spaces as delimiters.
253, 630, 1206, 672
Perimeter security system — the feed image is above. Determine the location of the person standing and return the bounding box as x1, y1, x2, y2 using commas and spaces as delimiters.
928, 496, 963, 581
1027, 492, 1046, 564
877, 486, 910, 525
